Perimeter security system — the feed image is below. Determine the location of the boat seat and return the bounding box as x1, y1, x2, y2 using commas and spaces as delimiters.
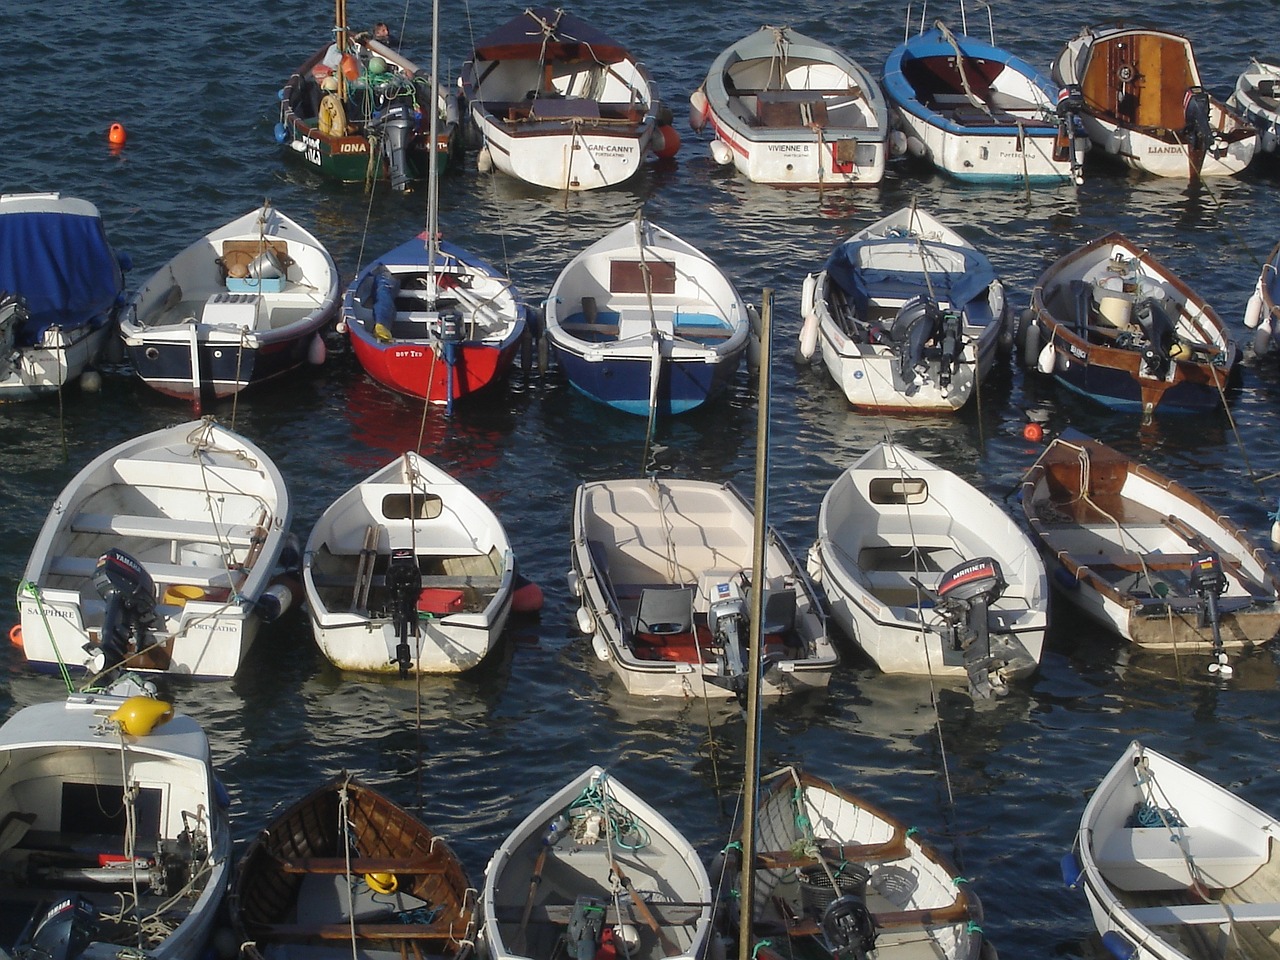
493, 903, 704, 925
1064, 552, 1202, 573
71, 512, 260, 547
1127, 902, 1280, 926
111, 457, 263, 496
1093, 826, 1269, 891
48, 554, 235, 588
247, 921, 461, 941
634, 586, 695, 635
273, 855, 452, 875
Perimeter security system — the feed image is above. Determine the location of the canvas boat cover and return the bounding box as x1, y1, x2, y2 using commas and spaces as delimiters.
824, 237, 994, 315
0, 195, 125, 346
472, 7, 628, 64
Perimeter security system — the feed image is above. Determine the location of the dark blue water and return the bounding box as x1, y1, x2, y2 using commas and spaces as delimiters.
3, 0, 1280, 954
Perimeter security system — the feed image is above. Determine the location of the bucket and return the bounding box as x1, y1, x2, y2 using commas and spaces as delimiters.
163, 584, 206, 607
248, 248, 284, 280
181, 543, 224, 568
797, 862, 870, 915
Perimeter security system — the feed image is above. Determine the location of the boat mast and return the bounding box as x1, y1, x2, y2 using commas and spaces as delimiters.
425, 0, 441, 304
736, 289, 771, 960
335, 0, 348, 101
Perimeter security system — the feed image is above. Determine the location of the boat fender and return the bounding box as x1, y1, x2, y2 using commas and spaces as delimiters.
110, 696, 174, 737
1270, 501, 1280, 552
1100, 931, 1138, 960
256, 583, 294, 623
1036, 339, 1056, 375
1255, 324, 1272, 357
79, 370, 103, 393
273, 122, 289, 144
689, 87, 709, 133
590, 632, 609, 662
1017, 309, 1039, 368
1244, 287, 1264, 329
888, 129, 907, 157
308, 333, 326, 366
477, 145, 494, 174
576, 606, 597, 635
1059, 851, 1083, 888
318, 93, 348, 138
746, 306, 762, 370
709, 139, 733, 166
613, 924, 640, 958
905, 135, 926, 158
988, 279, 1005, 323
652, 124, 681, 159
537, 330, 550, 375
8, 624, 21, 649
366, 872, 398, 895
513, 576, 544, 614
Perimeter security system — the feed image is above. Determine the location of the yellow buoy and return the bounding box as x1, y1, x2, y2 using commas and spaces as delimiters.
365, 872, 398, 894
110, 696, 174, 736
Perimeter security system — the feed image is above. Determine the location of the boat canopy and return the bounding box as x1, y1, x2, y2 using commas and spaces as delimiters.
824, 237, 994, 313
0, 202, 125, 345
472, 7, 628, 64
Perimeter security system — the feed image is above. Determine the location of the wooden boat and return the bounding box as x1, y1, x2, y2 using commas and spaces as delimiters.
715, 766, 989, 960
544, 215, 751, 416
0, 192, 128, 400
1229, 59, 1280, 156
1019, 431, 1280, 665
459, 8, 668, 191
1068, 740, 1280, 960
0, 688, 231, 960
809, 440, 1047, 697
569, 477, 836, 699
303, 451, 515, 676
231, 775, 475, 960
798, 205, 1010, 413
275, 0, 459, 188
690, 25, 890, 186
18, 419, 294, 680
119, 201, 339, 404
480, 765, 715, 960
1052, 23, 1257, 179
1243, 238, 1280, 357
1021, 232, 1236, 414
883, 13, 1085, 184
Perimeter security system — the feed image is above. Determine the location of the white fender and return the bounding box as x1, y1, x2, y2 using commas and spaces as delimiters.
709, 139, 733, 166
1254, 324, 1272, 356
906, 136, 926, 157
308, 333, 326, 365
805, 544, 823, 583
1244, 287, 1264, 329
689, 87, 709, 133
888, 129, 908, 157
1271, 518, 1280, 553
590, 632, 610, 662
1037, 339, 1056, 375
988, 279, 1005, 320
477, 145, 493, 173
567, 569, 581, 598
575, 605, 595, 634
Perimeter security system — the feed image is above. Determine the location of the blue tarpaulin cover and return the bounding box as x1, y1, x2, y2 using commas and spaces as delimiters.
0, 202, 125, 346
823, 237, 994, 316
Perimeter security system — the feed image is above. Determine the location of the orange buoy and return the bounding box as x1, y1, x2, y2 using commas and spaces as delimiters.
1023, 422, 1044, 442
653, 124, 682, 159
341, 53, 360, 81
512, 576, 544, 614
8, 624, 22, 649
108, 122, 127, 145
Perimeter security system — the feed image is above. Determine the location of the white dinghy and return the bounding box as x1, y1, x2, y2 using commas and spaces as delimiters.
0, 687, 231, 960
480, 766, 715, 960
1230, 59, 1280, 156
569, 477, 836, 699
799, 205, 1010, 413
1067, 740, 1280, 960
303, 451, 515, 676
808, 440, 1046, 697
18, 419, 293, 680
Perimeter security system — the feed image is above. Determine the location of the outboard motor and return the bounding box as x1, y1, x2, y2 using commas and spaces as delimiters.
1183, 86, 1213, 153
0, 293, 24, 383
376, 102, 416, 192
92, 548, 157, 678
1133, 297, 1178, 379
928, 557, 1009, 698
707, 577, 748, 697
889, 296, 943, 393
385, 548, 422, 678
937, 307, 963, 389
15, 897, 98, 960
1189, 552, 1231, 676
565, 896, 605, 960
820, 895, 878, 960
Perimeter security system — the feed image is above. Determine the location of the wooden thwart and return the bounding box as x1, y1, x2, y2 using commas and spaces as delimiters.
273, 855, 451, 875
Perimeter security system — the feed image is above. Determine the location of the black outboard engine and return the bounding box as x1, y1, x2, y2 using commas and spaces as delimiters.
929, 557, 1009, 698
15, 897, 98, 960
385, 548, 422, 678
92, 548, 157, 677
1133, 297, 1178, 379
564, 896, 605, 960
1183, 86, 1212, 152
1189, 552, 1231, 676
820, 895, 878, 960
937, 307, 963, 389
376, 102, 416, 192
890, 296, 943, 392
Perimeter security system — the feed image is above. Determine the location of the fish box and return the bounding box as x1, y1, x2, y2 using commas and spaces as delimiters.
227, 276, 286, 294
417, 587, 466, 615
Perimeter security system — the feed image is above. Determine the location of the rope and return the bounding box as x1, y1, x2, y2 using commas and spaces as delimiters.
17, 580, 74, 692
340, 778, 360, 960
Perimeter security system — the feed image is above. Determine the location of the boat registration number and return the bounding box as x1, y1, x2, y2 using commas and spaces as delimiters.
303, 135, 322, 167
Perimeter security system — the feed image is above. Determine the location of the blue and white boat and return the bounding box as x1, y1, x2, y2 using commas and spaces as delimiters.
543, 215, 751, 416
1230, 59, 1280, 157
882, 9, 1085, 184
0, 192, 129, 399
1244, 238, 1280, 357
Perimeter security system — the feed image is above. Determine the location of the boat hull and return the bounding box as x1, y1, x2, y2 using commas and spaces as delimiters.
549, 341, 740, 415
0, 320, 110, 400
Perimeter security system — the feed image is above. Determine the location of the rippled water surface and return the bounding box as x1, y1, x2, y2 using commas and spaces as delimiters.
4, 0, 1280, 954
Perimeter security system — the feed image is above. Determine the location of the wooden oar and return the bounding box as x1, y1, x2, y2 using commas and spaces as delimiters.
516, 844, 550, 951
606, 852, 680, 958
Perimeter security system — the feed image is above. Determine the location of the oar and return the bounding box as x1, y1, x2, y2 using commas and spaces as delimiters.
516, 844, 550, 952
605, 852, 680, 958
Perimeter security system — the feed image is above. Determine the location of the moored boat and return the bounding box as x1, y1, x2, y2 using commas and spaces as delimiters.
1229, 58, 1280, 155
17, 419, 294, 680
809, 440, 1047, 697
460, 8, 668, 191
1020, 430, 1280, 668
303, 451, 515, 676
691, 25, 890, 186
0, 192, 129, 400
1052, 23, 1257, 179
0, 687, 231, 960
480, 765, 714, 960
569, 476, 836, 699
231, 775, 476, 960
119, 201, 339, 404
798, 205, 1010, 413
544, 215, 751, 416
1067, 740, 1280, 960
1021, 232, 1236, 414
882, 13, 1085, 184
1243, 238, 1280, 357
